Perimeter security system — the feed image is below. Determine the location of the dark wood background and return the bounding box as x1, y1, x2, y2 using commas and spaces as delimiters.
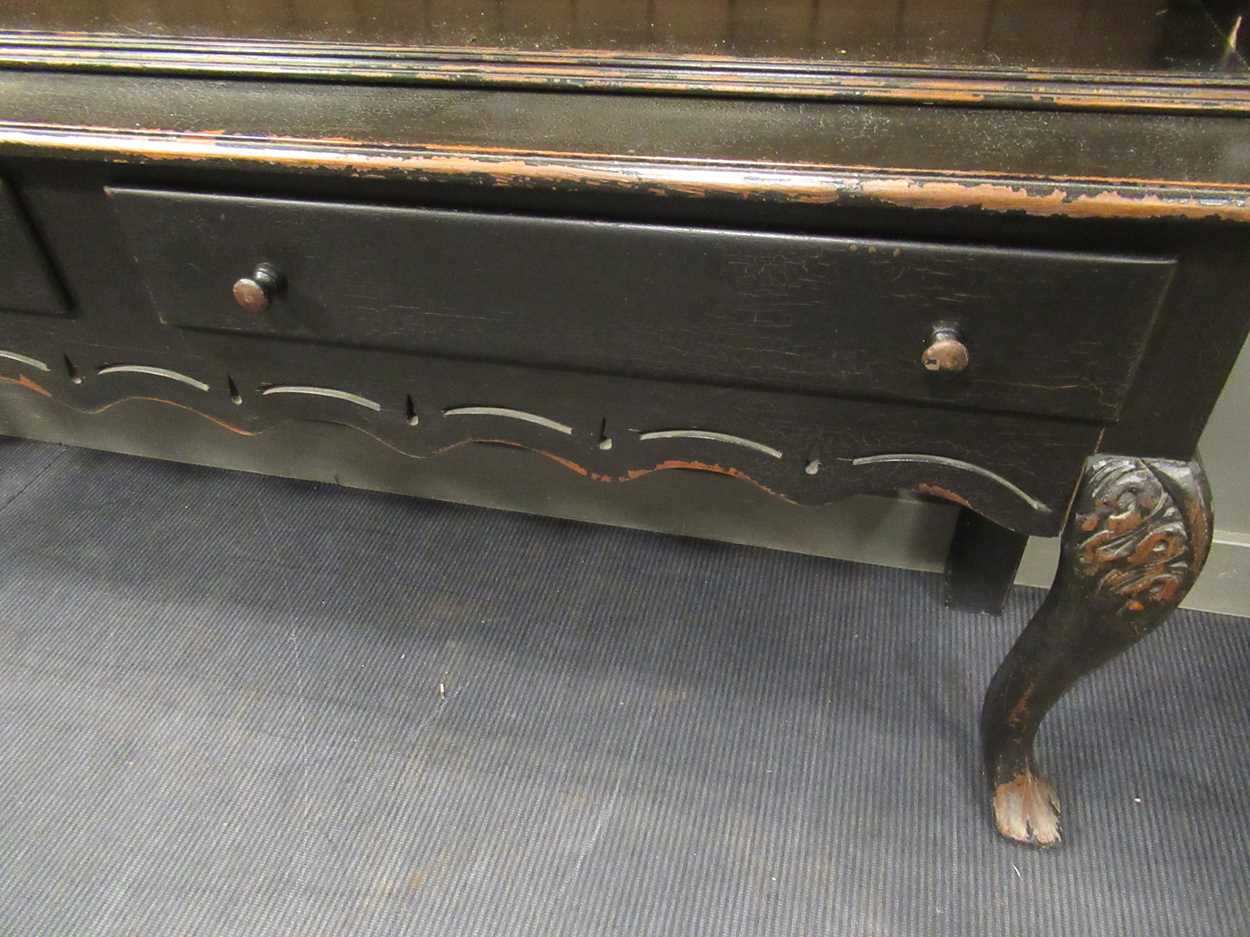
0, 0, 1244, 73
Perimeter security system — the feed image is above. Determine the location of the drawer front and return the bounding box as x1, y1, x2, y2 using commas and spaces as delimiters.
109, 187, 1174, 421
0, 179, 67, 316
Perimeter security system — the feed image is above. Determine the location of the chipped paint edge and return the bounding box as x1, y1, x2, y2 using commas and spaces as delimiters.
2, 32, 1250, 115
2, 123, 1250, 223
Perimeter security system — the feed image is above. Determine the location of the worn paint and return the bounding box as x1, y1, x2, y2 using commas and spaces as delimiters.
621, 458, 790, 501
4, 124, 1250, 223
1, 37, 1248, 114
432, 437, 592, 478
88, 396, 256, 435
0, 376, 804, 504
1006, 684, 1035, 731
0, 376, 256, 434
857, 178, 1250, 223
914, 482, 973, 510
992, 772, 1061, 847
434, 440, 792, 501
1, 373, 52, 398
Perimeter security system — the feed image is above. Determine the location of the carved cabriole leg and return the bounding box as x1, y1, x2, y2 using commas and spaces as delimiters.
981, 455, 1212, 847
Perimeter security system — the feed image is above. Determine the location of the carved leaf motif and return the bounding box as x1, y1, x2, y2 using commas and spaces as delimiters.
1073, 458, 1192, 614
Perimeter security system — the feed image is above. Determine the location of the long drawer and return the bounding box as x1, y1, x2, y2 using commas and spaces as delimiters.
108, 187, 1175, 421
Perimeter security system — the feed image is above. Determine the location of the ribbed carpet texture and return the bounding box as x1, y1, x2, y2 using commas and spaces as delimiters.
0, 439, 1245, 937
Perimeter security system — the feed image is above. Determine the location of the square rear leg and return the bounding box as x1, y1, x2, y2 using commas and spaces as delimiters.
944, 508, 1029, 615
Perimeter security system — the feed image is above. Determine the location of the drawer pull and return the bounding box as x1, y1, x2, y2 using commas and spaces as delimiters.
232, 263, 283, 314
922, 327, 970, 374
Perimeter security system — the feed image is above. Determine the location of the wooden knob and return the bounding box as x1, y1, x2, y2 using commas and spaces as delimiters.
921, 327, 969, 374
232, 263, 283, 314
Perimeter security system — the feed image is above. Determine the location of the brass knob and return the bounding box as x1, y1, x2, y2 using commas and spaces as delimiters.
232, 263, 283, 314
921, 327, 969, 374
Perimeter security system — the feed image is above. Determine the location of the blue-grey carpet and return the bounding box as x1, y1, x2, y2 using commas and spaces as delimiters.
0, 439, 1245, 937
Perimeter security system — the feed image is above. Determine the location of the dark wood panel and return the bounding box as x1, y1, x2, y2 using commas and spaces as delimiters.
5, 141, 1248, 462
1102, 242, 1250, 455
108, 187, 1173, 421
0, 0, 1242, 76
3, 71, 1250, 201
4, 36, 1249, 115
0, 331, 1097, 535
0, 178, 68, 316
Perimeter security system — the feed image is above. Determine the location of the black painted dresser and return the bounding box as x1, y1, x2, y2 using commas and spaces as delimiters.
0, 1, 1247, 847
